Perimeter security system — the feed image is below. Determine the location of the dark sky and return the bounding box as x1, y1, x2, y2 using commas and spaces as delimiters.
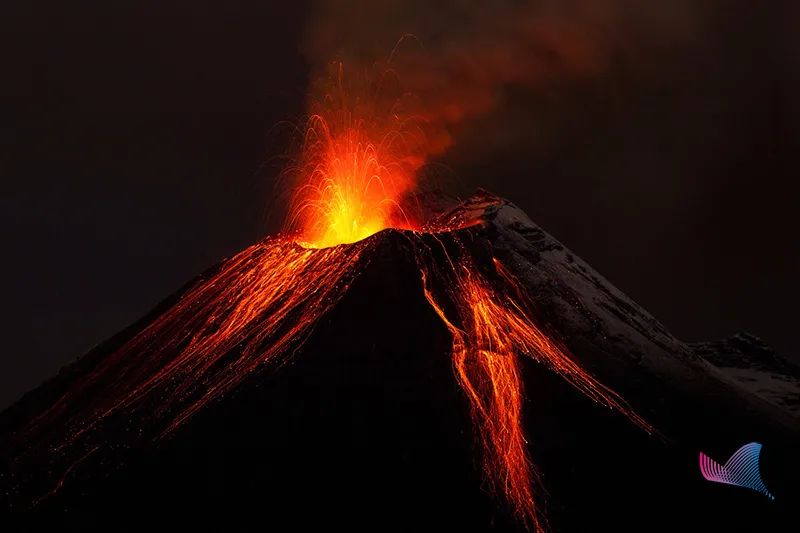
1, 1, 798, 409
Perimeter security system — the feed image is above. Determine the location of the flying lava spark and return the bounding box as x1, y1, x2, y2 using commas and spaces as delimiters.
284, 62, 426, 247
8, 64, 653, 531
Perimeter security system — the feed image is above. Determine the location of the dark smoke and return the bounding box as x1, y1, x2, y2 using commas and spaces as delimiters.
302, 0, 705, 156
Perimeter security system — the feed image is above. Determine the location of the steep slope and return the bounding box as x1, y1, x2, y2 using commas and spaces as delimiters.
479, 191, 799, 435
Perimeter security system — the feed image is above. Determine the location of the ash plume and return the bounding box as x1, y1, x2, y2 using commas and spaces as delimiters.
302, 0, 705, 158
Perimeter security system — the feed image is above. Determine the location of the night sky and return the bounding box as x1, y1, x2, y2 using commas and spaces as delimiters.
2, 1, 798, 409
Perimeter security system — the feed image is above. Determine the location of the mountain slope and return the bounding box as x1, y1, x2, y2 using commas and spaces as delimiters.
1, 191, 797, 531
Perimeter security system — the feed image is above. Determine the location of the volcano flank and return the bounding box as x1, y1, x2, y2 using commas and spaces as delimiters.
2, 192, 798, 532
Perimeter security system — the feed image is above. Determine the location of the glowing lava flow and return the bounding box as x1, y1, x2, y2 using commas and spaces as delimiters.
23, 237, 368, 447
414, 236, 653, 530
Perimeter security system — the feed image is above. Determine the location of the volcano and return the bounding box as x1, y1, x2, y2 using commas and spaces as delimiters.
1, 191, 798, 532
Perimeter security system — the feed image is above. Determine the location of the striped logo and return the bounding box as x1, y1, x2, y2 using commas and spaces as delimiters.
699, 442, 774, 500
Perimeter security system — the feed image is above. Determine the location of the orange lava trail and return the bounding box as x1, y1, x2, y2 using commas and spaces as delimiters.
415, 235, 653, 530
24, 236, 368, 447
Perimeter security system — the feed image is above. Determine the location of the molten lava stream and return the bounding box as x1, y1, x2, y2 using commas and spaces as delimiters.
414, 234, 653, 530
22, 236, 370, 449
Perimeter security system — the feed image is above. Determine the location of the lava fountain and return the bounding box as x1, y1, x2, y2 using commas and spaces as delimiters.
284, 63, 426, 248
7, 64, 653, 532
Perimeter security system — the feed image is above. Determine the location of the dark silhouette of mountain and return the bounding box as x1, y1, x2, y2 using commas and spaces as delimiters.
2, 192, 797, 532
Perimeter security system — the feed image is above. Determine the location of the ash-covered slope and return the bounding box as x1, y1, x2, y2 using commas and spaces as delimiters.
470, 191, 799, 433
691, 333, 800, 418
1, 192, 797, 532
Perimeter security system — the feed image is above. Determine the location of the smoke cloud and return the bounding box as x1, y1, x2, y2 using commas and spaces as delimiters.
302, 0, 705, 158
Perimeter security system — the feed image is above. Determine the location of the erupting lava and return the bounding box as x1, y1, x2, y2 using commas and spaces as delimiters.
286, 115, 416, 248
285, 64, 425, 248
10, 65, 653, 532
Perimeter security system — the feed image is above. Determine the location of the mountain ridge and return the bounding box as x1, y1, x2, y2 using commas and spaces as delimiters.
2, 191, 797, 531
